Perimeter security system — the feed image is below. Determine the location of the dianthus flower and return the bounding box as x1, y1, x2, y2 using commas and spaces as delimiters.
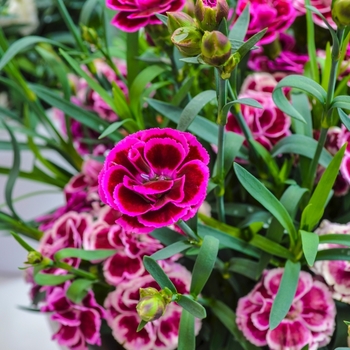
314, 220, 350, 303
236, 268, 336, 350
104, 262, 201, 350
98, 128, 210, 233
235, 0, 297, 45
226, 73, 291, 150
106, 0, 186, 32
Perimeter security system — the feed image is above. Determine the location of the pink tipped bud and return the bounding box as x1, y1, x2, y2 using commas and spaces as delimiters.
194, 0, 229, 31
167, 12, 196, 35
171, 26, 203, 57
200, 30, 232, 66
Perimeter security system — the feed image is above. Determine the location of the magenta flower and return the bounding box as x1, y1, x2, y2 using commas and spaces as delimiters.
226, 73, 291, 150
235, 0, 297, 45
248, 33, 309, 74
314, 220, 350, 303
98, 128, 210, 233
236, 268, 336, 350
104, 263, 201, 350
106, 0, 186, 32
41, 283, 106, 350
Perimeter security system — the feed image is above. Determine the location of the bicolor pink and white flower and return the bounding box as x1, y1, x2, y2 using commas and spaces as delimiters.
236, 268, 336, 350
104, 263, 201, 350
98, 128, 210, 233
235, 0, 297, 45
314, 220, 350, 303
226, 73, 291, 150
107, 0, 186, 32
41, 283, 106, 350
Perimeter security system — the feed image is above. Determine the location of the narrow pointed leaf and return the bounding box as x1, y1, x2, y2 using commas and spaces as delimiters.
300, 230, 319, 266
178, 310, 195, 350
66, 279, 95, 303
269, 260, 301, 330
177, 90, 216, 131
177, 295, 206, 319
229, 3, 250, 42
54, 248, 116, 262
151, 241, 190, 260
34, 273, 75, 286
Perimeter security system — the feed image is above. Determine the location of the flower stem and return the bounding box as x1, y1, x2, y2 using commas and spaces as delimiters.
127, 31, 140, 87
215, 70, 228, 223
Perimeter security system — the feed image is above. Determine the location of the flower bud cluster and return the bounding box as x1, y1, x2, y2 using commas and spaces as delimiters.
167, 0, 238, 78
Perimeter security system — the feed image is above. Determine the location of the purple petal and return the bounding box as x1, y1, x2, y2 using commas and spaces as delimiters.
80, 308, 102, 345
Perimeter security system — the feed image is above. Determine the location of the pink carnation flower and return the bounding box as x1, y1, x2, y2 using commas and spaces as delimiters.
107, 0, 186, 32
98, 128, 210, 233
236, 268, 336, 350
41, 283, 106, 350
248, 33, 309, 74
104, 263, 201, 350
314, 220, 350, 303
236, 0, 297, 45
226, 73, 291, 150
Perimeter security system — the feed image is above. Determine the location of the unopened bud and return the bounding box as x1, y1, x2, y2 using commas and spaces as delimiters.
195, 0, 229, 32
25, 251, 43, 265
171, 26, 203, 57
167, 12, 197, 35
81, 25, 99, 45
332, 0, 350, 28
200, 30, 231, 66
136, 288, 167, 322
220, 52, 241, 79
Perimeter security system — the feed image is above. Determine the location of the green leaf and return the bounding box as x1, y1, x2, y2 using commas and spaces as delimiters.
236, 28, 268, 59
137, 320, 148, 332
319, 234, 350, 246
198, 223, 261, 259
172, 77, 194, 106
1, 120, 21, 219
190, 235, 219, 296
273, 75, 327, 122
98, 119, 133, 139
300, 230, 319, 266
0, 36, 68, 72
10, 232, 35, 252
237, 211, 271, 228
177, 90, 216, 131
31, 85, 122, 142
269, 260, 301, 330
222, 131, 244, 175
208, 299, 259, 350
151, 241, 190, 260
316, 248, 350, 261
300, 144, 346, 231
146, 98, 218, 144
291, 94, 313, 136
150, 227, 186, 246
330, 95, 350, 111
79, 0, 99, 24
54, 248, 116, 262
66, 279, 95, 303
34, 273, 75, 286
338, 108, 350, 131
234, 163, 298, 244
229, 3, 250, 42
271, 134, 332, 167
228, 258, 260, 280
178, 310, 195, 350
143, 256, 177, 293
176, 295, 207, 319
155, 13, 168, 26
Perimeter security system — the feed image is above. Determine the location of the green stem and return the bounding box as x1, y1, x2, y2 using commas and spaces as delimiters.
215, 71, 228, 223
127, 31, 139, 86
176, 220, 199, 241
56, 261, 97, 280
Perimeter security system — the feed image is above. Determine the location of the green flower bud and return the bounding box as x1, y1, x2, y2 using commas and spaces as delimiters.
167, 12, 197, 35
195, 0, 229, 32
200, 30, 232, 67
332, 0, 350, 28
171, 26, 203, 57
136, 290, 167, 322
81, 25, 99, 45
25, 251, 44, 265
220, 52, 241, 79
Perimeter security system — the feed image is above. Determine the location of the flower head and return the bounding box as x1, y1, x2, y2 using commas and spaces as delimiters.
98, 128, 210, 233
107, 0, 186, 32
194, 0, 229, 31
236, 268, 336, 350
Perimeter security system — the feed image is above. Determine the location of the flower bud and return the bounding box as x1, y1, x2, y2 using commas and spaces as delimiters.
220, 52, 241, 79
331, 0, 350, 28
171, 26, 203, 57
25, 251, 43, 265
195, 0, 229, 32
167, 12, 196, 35
200, 30, 232, 66
136, 289, 167, 322
81, 25, 99, 46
